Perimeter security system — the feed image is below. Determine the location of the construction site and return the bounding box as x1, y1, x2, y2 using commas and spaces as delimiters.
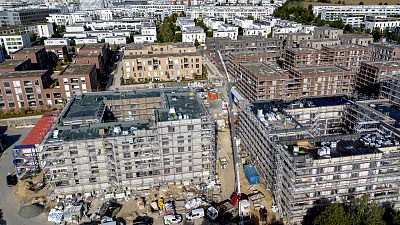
237, 96, 400, 224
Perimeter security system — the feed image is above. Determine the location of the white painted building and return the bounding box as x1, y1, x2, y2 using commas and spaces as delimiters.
272, 26, 302, 35
342, 16, 364, 28
36, 23, 54, 38
65, 25, 85, 33
133, 35, 155, 43
0, 33, 31, 54
313, 5, 400, 21
98, 9, 113, 21
203, 17, 224, 30
105, 36, 127, 45
188, 6, 275, 22
232, 16, 254, 29
44, 38, 70, 46
213, 24, 238, 40
140, 22, 157, 39
64, 32, 87, 39
87, 30, 131, 41
176, 17, 196, 31
75, 37, 98, 45
46, 12, 92, 26
364, 16, 400, 32
182, 26, 206, 43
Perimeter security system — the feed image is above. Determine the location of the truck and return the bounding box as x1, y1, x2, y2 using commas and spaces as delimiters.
206, 200, 236, 221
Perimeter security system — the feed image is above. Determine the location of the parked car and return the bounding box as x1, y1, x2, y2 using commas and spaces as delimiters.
185, 208, 205, 221
6, 173, 17, 187
164, 214, 182, 224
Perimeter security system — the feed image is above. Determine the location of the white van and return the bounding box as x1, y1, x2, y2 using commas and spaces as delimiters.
185, 208, 205, 221
164, 214, 182, 224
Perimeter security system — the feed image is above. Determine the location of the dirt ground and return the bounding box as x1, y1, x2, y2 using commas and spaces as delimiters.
238, 163, 276, 225
12, 172, 51, 206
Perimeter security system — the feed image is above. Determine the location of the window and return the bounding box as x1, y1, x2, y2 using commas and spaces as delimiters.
178, 147, 184, 153
176, 167, 182, 172
163, 149, 169, 154
3, 82, 10, 87
123, 152, 131, 158
126, 173, 133, 179
164, 168, 171, 174
188, 125, 194, 130
168, 126, 175, 132
89, 177, 97, 183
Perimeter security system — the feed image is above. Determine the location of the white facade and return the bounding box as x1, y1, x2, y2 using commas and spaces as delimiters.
105, 36, 127, 45
203, 17, 224, 30
313, 5, 400, 21
133, 35, 155, 43
44, 38, 70, 46
364, 17, 400, 32
88, 30, 130, 41
176, 17, 196, 31
342, 16, 363, 28
75, 37, 98, 45
232, 16, 254, 29
0, 33, 31, 54
46, 13, 92, 26
213, 24, 238, 40
64, 32, 87, 39
188, 6, 275, 22
65, 25, 85, 33
36, 23, 54, 38
141, 23, 157, 40
272, 26, 302, 35
98, 9, 113, 21
182, 26, 206, 43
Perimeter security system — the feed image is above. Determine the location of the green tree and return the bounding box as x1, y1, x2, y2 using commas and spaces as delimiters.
238, 27, 244, 35
247, 15, 254, 20
194, 38, 200, 47
372, 27, 382, 41
313, 204, 348, 225
29, 33, 37, 43
344, 24, 353, 33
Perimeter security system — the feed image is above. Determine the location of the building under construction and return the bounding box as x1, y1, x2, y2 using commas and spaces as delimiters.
39, 88, 215, 197
237, 96, 400, 224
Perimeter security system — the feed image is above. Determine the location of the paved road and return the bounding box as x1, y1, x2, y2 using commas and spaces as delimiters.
0, 127, 50, 225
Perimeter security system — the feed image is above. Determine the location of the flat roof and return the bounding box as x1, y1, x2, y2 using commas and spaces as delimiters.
12, 46, 45, 54
291, 66, 349, 75
286, 48, 319, 54
374, 104, 400, 128
362, 60, 400, 68
124, 42, 195, 50
0, 59, 30, 69
241, 62, 285, 78
20, 113, 58, 145
60, 64, 95, 76
323, 44, 369, 50
45, 89, 207, 142
0, 70, 48, 78
124, 52, 199, 59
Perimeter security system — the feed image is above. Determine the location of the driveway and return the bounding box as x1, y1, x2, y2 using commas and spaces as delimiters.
0, 127, 51, 225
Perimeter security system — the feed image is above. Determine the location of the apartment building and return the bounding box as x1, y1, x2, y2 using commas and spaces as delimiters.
0, 59, 32, 72
364, 16, 400, 32
188, 6, 274, 22
380, 74, 400, 105
370, 43, 400, 61
182, 26, 206, 44
356, 61, 400, 95
46, 45, 68, 62
0, 23, 54, 38
0, 70, 52, 110
121, 43, 202, 82
11, 46, 49, 70
313, 5, 400, 21
299, 39, 341, 50
274, 33, 313, 49
77, 43, 110, 64
338, 34, 373, 46
238, 96, 400, 223
73, 53, 104, 76
0, 33, 31, 54
46, 12, 92, 26
0, 7, 59, 26
105, 36, 127, 45
44, 38, 70, 46
213, 24, 239, 40
313, 26, 344, 39
75, 38, 98, 45
38, 89, 215, 197
58, 64, 98, 99
282, 48, 326, 69
206, 36, 282, 65
322, 44, 372, 68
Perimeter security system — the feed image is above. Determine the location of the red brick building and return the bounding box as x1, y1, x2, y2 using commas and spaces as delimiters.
0, 59, 32, 72
58, 64, 97, 99
0, 70, 52, 110
11, 46, 50, 70
73, 52, 103, 76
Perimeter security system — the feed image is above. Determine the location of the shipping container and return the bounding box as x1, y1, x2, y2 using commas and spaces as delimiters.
244, 165, 259, 185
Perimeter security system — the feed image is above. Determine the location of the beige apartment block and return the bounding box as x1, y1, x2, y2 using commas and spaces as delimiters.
121, 43, 202, 82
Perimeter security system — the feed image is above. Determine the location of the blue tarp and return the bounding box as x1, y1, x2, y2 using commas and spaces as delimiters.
244, 165, 259, 185
13, 144, 35, 149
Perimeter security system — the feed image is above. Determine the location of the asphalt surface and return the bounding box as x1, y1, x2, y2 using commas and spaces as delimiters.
0, 127, 51, 225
